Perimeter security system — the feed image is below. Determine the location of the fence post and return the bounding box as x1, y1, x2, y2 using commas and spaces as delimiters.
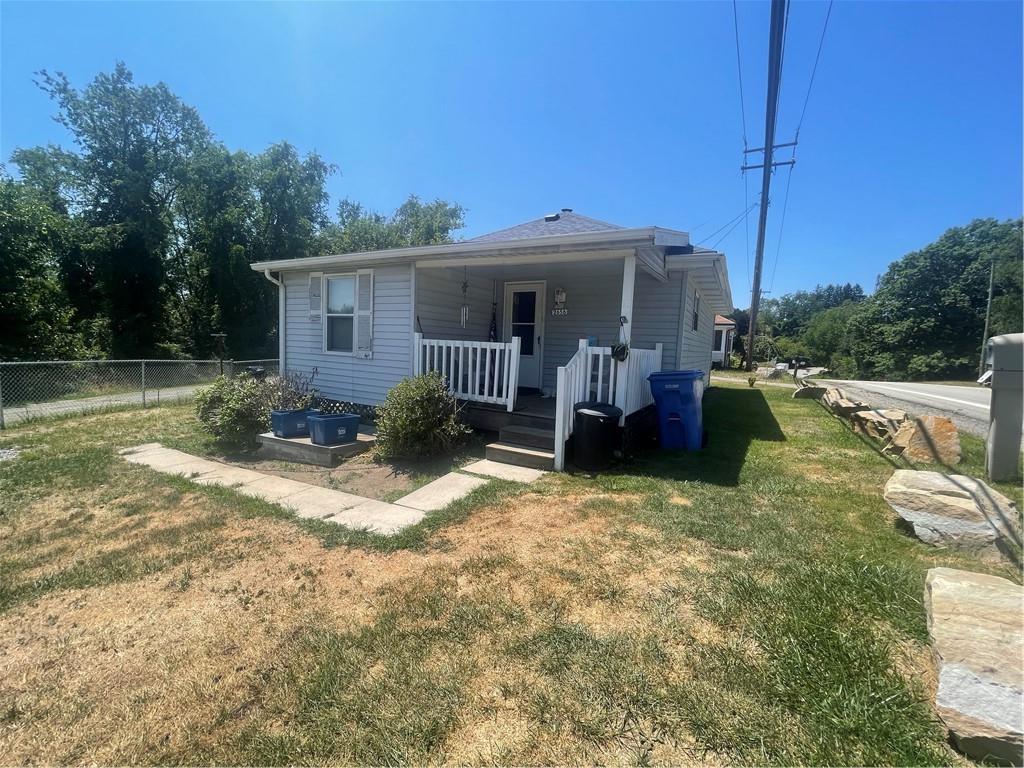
141, 361, 147, 408
0, 365, 5, 430
228, 359, 235, 378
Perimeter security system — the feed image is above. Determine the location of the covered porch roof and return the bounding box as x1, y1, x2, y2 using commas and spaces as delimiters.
250, 209, 733, 313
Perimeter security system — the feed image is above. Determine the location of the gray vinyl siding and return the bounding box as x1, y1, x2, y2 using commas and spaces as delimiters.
413, 263, 696, 394
676, 271, 715, 382
630, 271, 683, 374
283, 265, 412, 406
414, 267, 494, 341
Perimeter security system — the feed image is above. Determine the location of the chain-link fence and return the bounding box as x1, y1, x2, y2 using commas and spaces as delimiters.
0, 358, 279, 428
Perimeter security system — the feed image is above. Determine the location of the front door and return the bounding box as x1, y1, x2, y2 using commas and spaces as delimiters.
503, 281, 545, 391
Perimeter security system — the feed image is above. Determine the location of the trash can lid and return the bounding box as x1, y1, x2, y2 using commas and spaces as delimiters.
648, 369, 704, 381
573, 401, 623, 418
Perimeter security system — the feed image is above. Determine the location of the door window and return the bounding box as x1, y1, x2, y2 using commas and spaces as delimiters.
511, 291, 536, 355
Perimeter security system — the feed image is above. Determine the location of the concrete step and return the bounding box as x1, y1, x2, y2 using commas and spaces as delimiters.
499, 424, 555, 451
509, 412, 556, 431
485, 441, 555, 471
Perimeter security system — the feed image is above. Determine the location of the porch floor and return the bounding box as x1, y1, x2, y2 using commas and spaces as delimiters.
461, 391, 556, 419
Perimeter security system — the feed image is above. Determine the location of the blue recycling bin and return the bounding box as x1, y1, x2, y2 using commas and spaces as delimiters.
308, 412, 361, 446
271, 408, 316, 438
648, 370, 705, 450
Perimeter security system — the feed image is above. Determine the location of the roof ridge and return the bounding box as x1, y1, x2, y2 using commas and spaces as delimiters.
467, 210, 625, 243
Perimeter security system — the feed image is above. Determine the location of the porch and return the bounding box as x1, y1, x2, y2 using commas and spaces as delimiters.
414, 333, 662, 470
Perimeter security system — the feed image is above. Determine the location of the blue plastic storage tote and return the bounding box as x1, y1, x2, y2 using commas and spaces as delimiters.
308, 412, 360, 446
271, 408, 315, 439
647, 370, 705, 450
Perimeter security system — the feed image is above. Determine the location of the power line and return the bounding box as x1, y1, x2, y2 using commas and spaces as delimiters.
709, 204, 756, 251
767, 162, 794, 292
696, 199, 760, 247
744, 170, 752, 293
795, 0, 834, 140
732, 0, 749, 147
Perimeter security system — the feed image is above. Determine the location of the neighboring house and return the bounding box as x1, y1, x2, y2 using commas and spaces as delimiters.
251, 209, 732, 470
712, 314, 736, 368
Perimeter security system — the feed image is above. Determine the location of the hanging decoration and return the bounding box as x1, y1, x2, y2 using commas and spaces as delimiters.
551, 286, 568, 316
460, 267, 469, 329
488, 279, 498, 341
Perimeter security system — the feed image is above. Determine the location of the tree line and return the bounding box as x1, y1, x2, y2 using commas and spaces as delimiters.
1, 63, 464, 362
729, 217, 1023, 380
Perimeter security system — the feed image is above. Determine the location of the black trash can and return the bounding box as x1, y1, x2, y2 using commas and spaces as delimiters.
572, 401, 623, 471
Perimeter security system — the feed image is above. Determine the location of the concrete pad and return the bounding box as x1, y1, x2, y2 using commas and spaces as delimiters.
278, 485, 366, 519
119, 443, 163, 456
393, 472, 488, 512
191, 465, 266, 488
461, 459, 545, 483
123, 447, 198, 470
327, 500, 425, 535
236, 475, 317, 502
164, 458, 225, 478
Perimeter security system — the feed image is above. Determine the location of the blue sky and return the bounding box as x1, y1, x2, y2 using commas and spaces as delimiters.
2, 1, 1021, 307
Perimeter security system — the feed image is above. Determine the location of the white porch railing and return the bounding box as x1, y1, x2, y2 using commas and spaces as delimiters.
553, 339, 663, 471
413, 333, 521, 412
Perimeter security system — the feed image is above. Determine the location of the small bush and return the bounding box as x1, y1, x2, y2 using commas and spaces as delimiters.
194, 372, 316, 448
374, 373, 471, 460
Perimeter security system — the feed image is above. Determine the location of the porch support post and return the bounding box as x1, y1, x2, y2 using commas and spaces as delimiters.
619, 253, 636, 344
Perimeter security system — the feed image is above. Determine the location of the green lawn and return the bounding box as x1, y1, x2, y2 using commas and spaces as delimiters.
0, 386, 1017, 765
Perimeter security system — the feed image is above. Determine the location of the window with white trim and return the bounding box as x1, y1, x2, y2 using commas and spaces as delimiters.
325, 274, 355, 352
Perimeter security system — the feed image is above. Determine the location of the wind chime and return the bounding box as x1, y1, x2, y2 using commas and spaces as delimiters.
460, 266, 470, 329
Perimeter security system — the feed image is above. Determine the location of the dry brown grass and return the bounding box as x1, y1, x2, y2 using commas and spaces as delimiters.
0, 478, 724, 765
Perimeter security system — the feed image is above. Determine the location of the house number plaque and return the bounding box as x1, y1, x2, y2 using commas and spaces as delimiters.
551, 287, 568, 316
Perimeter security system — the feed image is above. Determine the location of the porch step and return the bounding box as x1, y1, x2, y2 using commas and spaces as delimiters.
485, 441, 555, 471
499, 424, 555, 451
508, 412, 556, 431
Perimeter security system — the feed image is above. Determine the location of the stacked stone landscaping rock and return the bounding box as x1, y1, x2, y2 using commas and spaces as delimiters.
793, 380, 1023, 762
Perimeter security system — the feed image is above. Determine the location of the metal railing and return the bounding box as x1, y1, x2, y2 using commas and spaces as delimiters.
0, 358, 279, 428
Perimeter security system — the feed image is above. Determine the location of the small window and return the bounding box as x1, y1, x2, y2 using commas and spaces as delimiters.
325, 275, 355, 352
692, 291, 700, 332
714, 329, 724, 349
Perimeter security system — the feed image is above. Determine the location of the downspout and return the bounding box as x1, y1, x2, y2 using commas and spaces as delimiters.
262, 269, 285, 373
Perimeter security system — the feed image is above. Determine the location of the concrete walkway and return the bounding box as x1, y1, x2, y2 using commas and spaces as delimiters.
120, 444, 541, 535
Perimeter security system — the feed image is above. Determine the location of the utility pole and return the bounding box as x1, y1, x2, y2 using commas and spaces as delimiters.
979, 254, 996, 377
744, 0, 789, 371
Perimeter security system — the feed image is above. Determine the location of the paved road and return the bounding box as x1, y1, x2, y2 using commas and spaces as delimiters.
820, 379, 993, 437
2, 385, 201, 428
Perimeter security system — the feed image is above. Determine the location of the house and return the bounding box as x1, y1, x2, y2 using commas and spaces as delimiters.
712, 314, 736, 368
251, 209, 732, 470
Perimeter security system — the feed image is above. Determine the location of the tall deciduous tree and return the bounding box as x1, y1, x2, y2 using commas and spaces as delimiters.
15, 63, 211, 356
322, 195, 464, 254
848, 218, 1022, 380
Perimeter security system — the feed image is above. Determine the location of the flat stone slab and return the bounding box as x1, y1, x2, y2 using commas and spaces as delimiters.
884, 470, 1022, 560
277, 485, 366, 519
792, 385, 828, 400
892, 414, 962, 465
461, 459, 545, 483
925, 568, 1023, 764
327, 500, 425, 535
120, 444, 421, 535
393, 472, 488, 512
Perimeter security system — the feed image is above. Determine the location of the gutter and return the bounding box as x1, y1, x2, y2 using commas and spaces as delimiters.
248, 227, 671, 273
260, 269, 286, 371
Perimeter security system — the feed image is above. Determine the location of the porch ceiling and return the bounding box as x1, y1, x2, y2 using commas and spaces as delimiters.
422, 257, 626, 280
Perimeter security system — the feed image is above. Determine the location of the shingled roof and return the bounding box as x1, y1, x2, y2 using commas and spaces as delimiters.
468, 209, 624, 243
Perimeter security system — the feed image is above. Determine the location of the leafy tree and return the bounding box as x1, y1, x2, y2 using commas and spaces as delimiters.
15, 63, 211, 356
322, 194, 464, 254
0, 178, 95, 359
848, 218, 1022, 380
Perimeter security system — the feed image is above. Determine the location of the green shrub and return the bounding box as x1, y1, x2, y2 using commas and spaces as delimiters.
194, 372, 316, 448
374, 373, 470, 460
